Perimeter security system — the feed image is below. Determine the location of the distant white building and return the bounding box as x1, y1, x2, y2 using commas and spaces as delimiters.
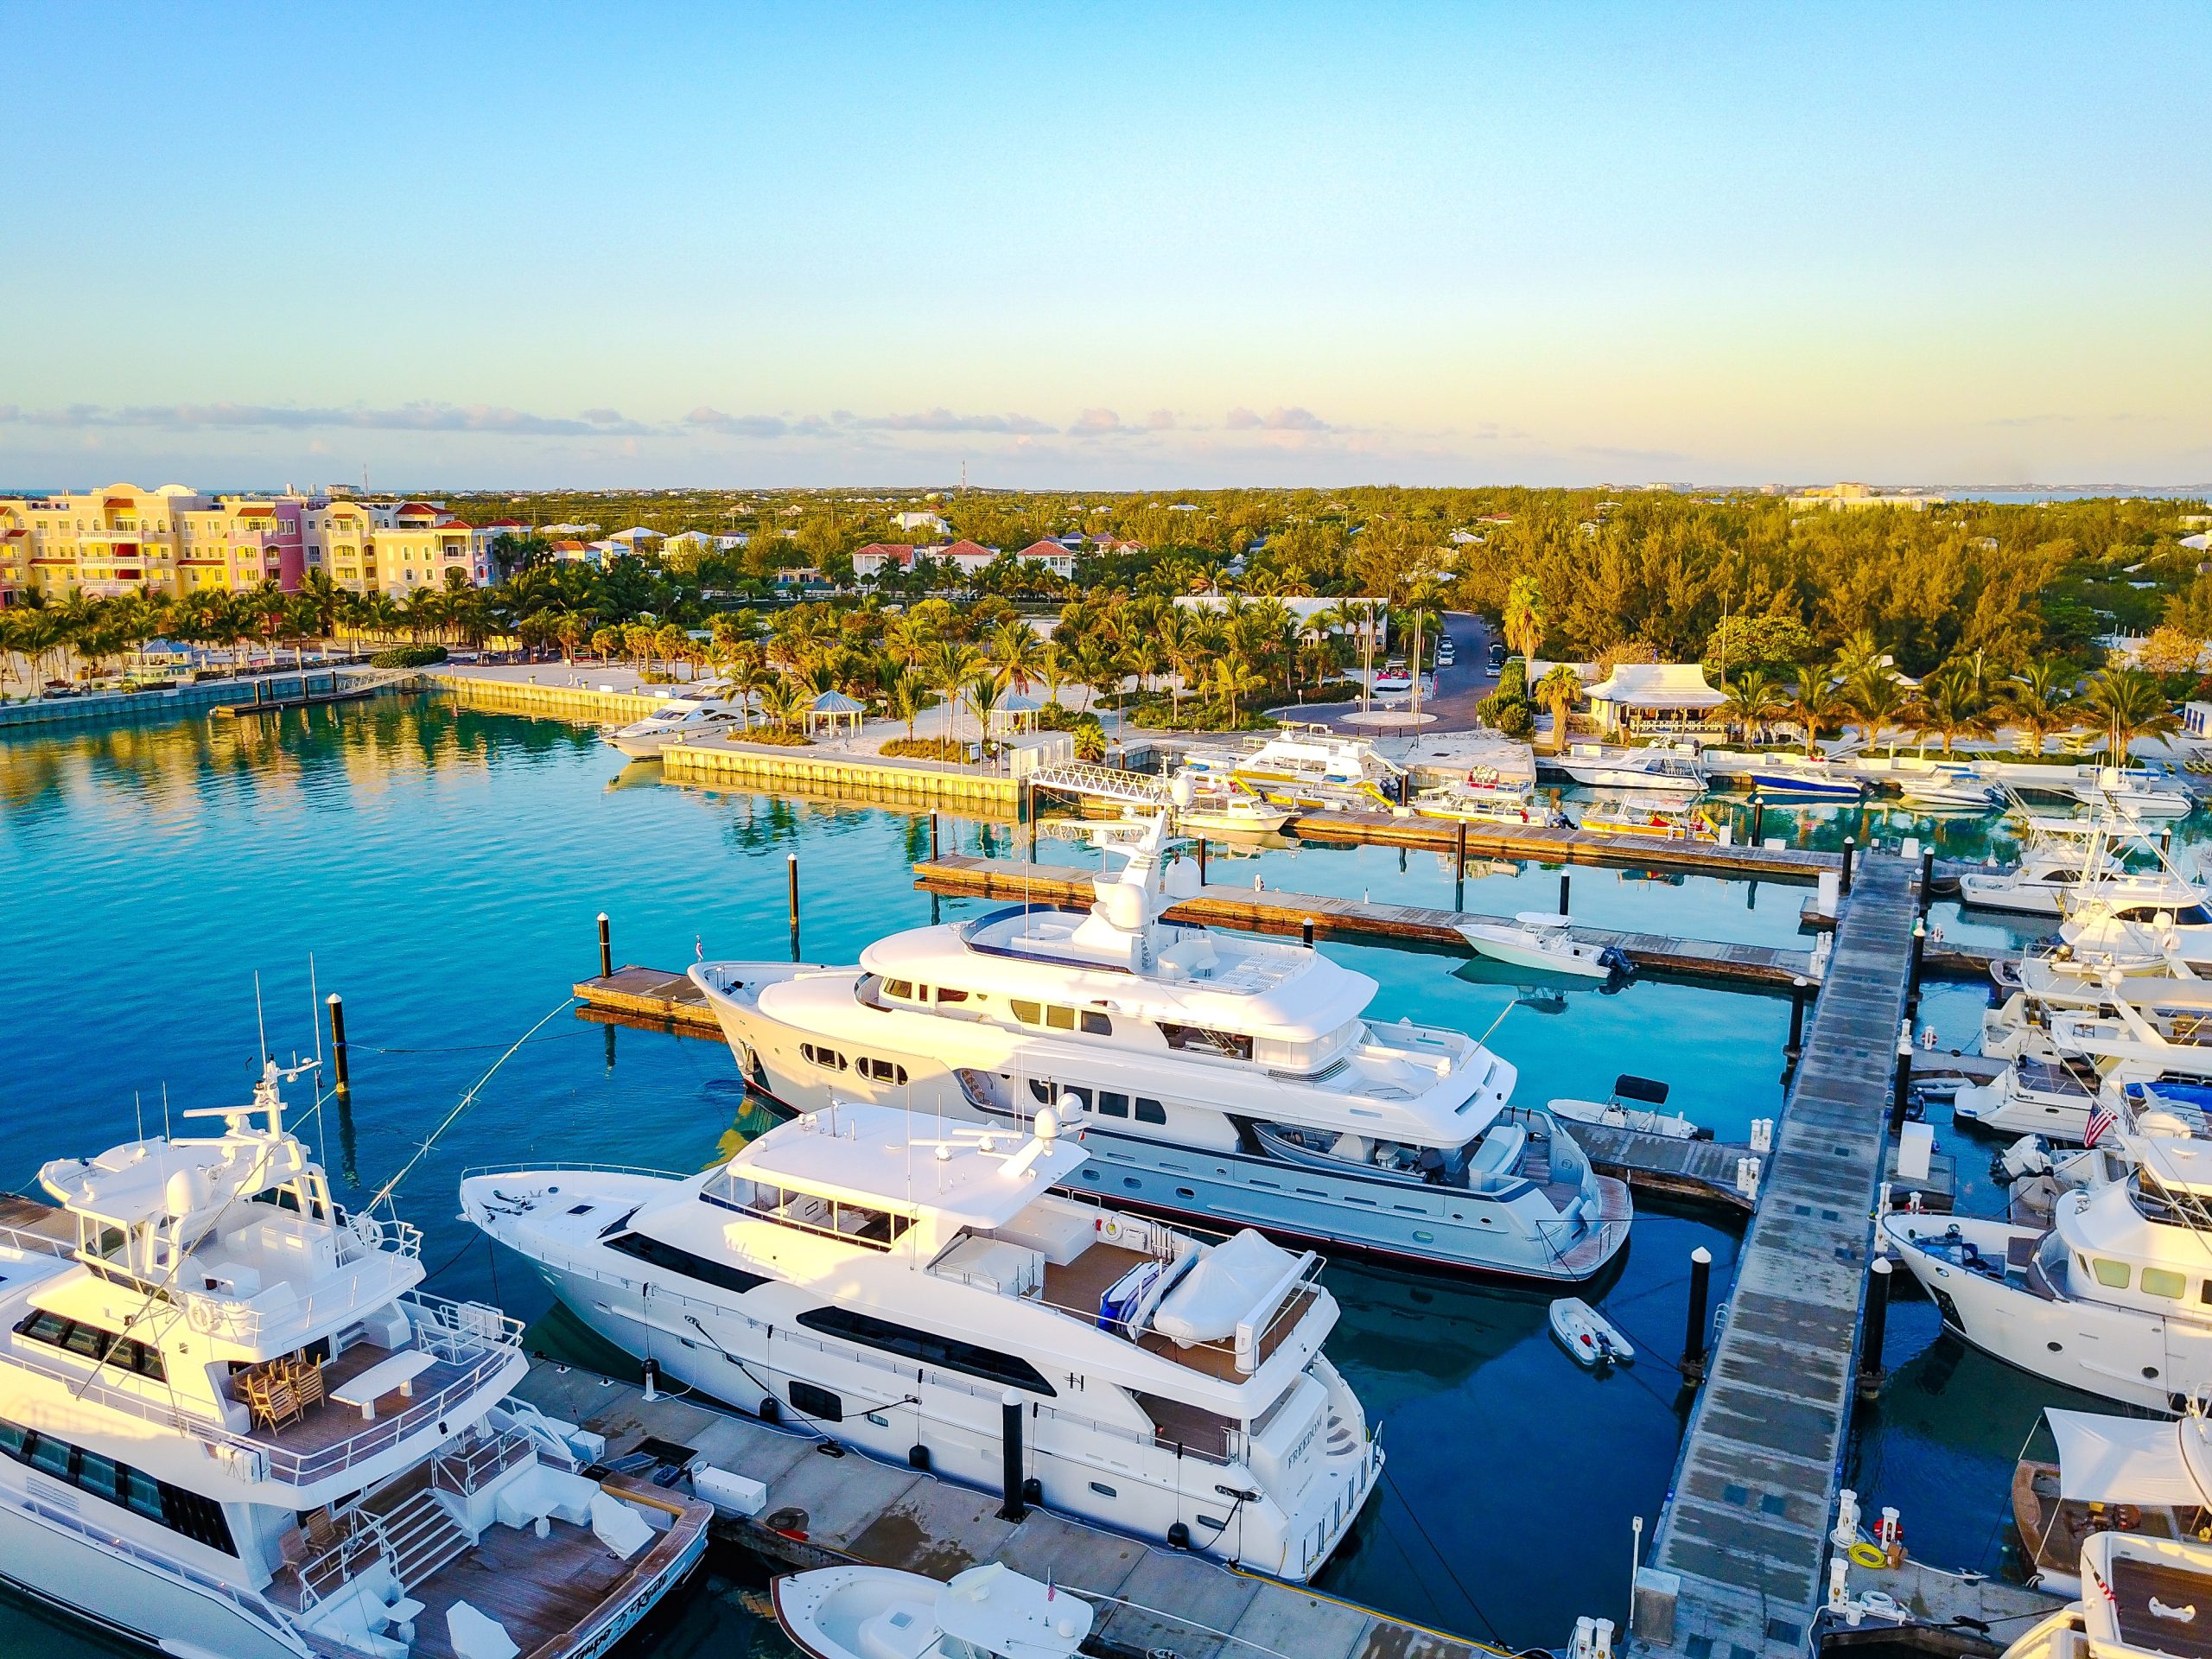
1789, 482, 1944, 512
891, 511, 950, 535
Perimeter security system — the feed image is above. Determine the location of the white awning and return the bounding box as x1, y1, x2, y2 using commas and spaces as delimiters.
1582, 663, 1727, 709
2049, 1408, 2211, 1505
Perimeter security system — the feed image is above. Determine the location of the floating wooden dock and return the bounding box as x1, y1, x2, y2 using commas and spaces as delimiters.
573, 965, 721, 1034
1638, 854, 1918, 1659
512, 1358, 1486, 1659
915, 855, 1823, 988
211, 681, 379, 718
1270, 810, 1840, 881
1571, 1123, 1951, 1216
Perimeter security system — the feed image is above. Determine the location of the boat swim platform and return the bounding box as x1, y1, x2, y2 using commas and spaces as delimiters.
915, 855, 1827, 989
512, 1358, 1488, 1659
1635, 854, 1920, 1659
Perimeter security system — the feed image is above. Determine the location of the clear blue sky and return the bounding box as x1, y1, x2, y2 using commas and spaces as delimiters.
3, 2, 2206, 490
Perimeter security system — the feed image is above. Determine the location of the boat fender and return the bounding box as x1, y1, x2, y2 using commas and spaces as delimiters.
1846, 1541, 1889, 1568
758, 1395, 781, 1425
1167, 1522, 1192, 1551
908, 1445, 931, 1471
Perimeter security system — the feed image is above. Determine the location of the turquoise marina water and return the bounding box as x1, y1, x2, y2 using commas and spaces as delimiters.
0, 696, 2192, 1653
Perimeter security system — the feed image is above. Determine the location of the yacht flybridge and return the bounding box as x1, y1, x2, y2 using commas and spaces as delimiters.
461, 1103, 1382, 1582
691, 813, 1631, 1281
0, 1062, 709, 1659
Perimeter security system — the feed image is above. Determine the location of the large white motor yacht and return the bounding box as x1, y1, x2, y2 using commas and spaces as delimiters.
1885, 1132, 2212, 1410
0, 1063, 709, 1659
461, 1103, 1382, 1582
690, 814, 1632, 1281
602, 690, 750, 757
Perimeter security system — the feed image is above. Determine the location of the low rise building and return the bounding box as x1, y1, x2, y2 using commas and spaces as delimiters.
1789, 481, 1945, 512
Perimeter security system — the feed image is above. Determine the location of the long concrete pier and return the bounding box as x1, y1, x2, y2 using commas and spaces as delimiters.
1635, 855, 1918, 1659
514, 1358, 1484, 1659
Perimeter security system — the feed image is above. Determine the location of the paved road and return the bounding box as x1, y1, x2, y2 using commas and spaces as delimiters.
1269, 610, 1498, 733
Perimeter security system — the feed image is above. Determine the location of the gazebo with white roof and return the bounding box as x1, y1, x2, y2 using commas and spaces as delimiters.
988, 686, 1046, 736
1580, 663, 1727, 735
804, 688, 868, 738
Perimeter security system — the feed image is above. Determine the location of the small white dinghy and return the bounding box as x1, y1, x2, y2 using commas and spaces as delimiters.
1548, 1074, 1709, 1141
775, 1560, 1092, 1659
1550, 1299, 1636, 1369
1457, 912, 1632, 980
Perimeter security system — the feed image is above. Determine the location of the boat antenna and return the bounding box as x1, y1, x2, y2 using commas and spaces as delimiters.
308, 953, 329, 1173
161, 1083, 171, 1142
134, 1091, 143, 1145
1473, 996, 1517, 1052
254, 971, 269, 1065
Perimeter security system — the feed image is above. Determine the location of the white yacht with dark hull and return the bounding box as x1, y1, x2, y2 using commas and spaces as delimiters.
462, 1103, 1382, 1583
690, 816, 1631, 1283
0, 1064, 709, 1659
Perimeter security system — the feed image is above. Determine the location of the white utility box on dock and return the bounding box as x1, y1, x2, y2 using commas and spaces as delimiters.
693, 1465, 769, 1517
1897, 1121, 1934, 1182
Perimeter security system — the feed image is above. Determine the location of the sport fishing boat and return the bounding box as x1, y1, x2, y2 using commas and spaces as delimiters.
1455, 913, 1632, 981
0, 1062, 709, 1659
1576, 798, 1720, 842
602, 690, 750, 757
1180, 726, 1402, 811
2075, 767, 2195, 820
2062, 891, 2212, 967
1733, 753, 1864, 800
2010, 1405, 2212, 1596
462, 1103, 1382, 1583
1123, 778, 1293, 837
1884, 1132, 2212, 1410
774, 1561, 1090, 1659
1544, 742, 1707, 792
691, 812, 1631, 1281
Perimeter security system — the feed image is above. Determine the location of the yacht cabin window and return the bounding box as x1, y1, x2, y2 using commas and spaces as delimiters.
860, 1057, 909, 1084
2145, 1268, 2187, 1298
795, 1304, 1058, 1395
886, 980, 913, 1000
12, 1310, 167, 1381
2090, 1258, 2132, 1289
800, 1043, 849, 1071
1046, 1006, 1074, 1030
1160, 1022, 1255, 1060
0, 1417, 234, 1554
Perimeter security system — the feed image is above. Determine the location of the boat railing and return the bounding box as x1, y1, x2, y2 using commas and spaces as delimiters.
432, 1423, 547, 1497
0, 1220, 74, 1260
461, 1160, 690, 1185
4, 1289, 522, 1489
8, 1481, 301, 1649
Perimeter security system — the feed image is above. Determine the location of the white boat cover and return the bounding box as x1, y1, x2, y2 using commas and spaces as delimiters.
1154, 1228, 1300, 1345
2049, 1408, 2212, 1505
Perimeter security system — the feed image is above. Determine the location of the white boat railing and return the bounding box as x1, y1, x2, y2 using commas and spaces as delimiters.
7, 1483, 305, 1653
5, 1290, 521, 1489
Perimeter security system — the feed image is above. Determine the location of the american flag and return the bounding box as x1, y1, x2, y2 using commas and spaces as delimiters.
2084, 1102, 2117, 1147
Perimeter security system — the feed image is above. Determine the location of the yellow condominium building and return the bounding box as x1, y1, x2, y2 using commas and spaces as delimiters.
1, 484, 506, 606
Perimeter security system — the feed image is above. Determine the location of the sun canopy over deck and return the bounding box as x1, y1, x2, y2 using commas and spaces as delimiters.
2049, 1408, 2212, 1506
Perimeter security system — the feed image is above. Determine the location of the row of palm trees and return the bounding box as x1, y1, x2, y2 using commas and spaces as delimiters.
1527, 649, 2182, 760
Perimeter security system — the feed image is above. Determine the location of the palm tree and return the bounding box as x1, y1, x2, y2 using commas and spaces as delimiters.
1783, 672, 1845, 759
2000, 660, 2077, 758
1158, 607, 1204, 726
1843, 668, 1911, 756
986, 619, 1042, 696
885, 668, 929, 741
1721, 667, 1786, 744
755, 675, 804, 734
1211, 652, 1267, 727
926, 641, 986, 738
1910, 663, 1992, 757
2079, 666, 2182, 759
1401, 579, 1446, 720
1502, 575, 1545, 664
1831, 628, 1888, 683
1533, 664, 1584, 753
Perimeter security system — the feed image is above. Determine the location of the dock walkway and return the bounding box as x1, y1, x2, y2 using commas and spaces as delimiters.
915, 855, 1822, 988
1637, 855, 1918, 1659
514, 1360, 1481, 1659
1272, 810, 1839, 881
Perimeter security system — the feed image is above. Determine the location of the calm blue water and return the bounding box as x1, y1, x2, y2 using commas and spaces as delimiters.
0, 694, 2177, 1651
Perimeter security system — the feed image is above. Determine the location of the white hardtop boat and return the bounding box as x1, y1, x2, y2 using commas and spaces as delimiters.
1990, 1528, 2212, 1659
1885, 1131, 2212, 1409
2010, 1405, 2212, 1597
0, 1061, 707, 1659
1456, 912, 1632, 982
1147, 775, 1293, 836
690, 811, 1630, 1282
463, 1103, 1381, 1583
1548, 1075, 1707, 1141
1412, 770, 1557, 827
603, 690, 750, 757
1182, 726, 1403, 810
2077, 767, 2195, 820
774, 1561, 1090, 1659
1545, 742, 1707, 792
2063, 891, 2212, 969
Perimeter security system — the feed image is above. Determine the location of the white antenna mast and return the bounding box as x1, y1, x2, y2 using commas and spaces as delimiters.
254, 972, 269, 1065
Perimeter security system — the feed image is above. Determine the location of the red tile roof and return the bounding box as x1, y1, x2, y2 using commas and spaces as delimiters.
1016, 539, 1070, 559
942, 539, 995, 561
855, 543, 916, 566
